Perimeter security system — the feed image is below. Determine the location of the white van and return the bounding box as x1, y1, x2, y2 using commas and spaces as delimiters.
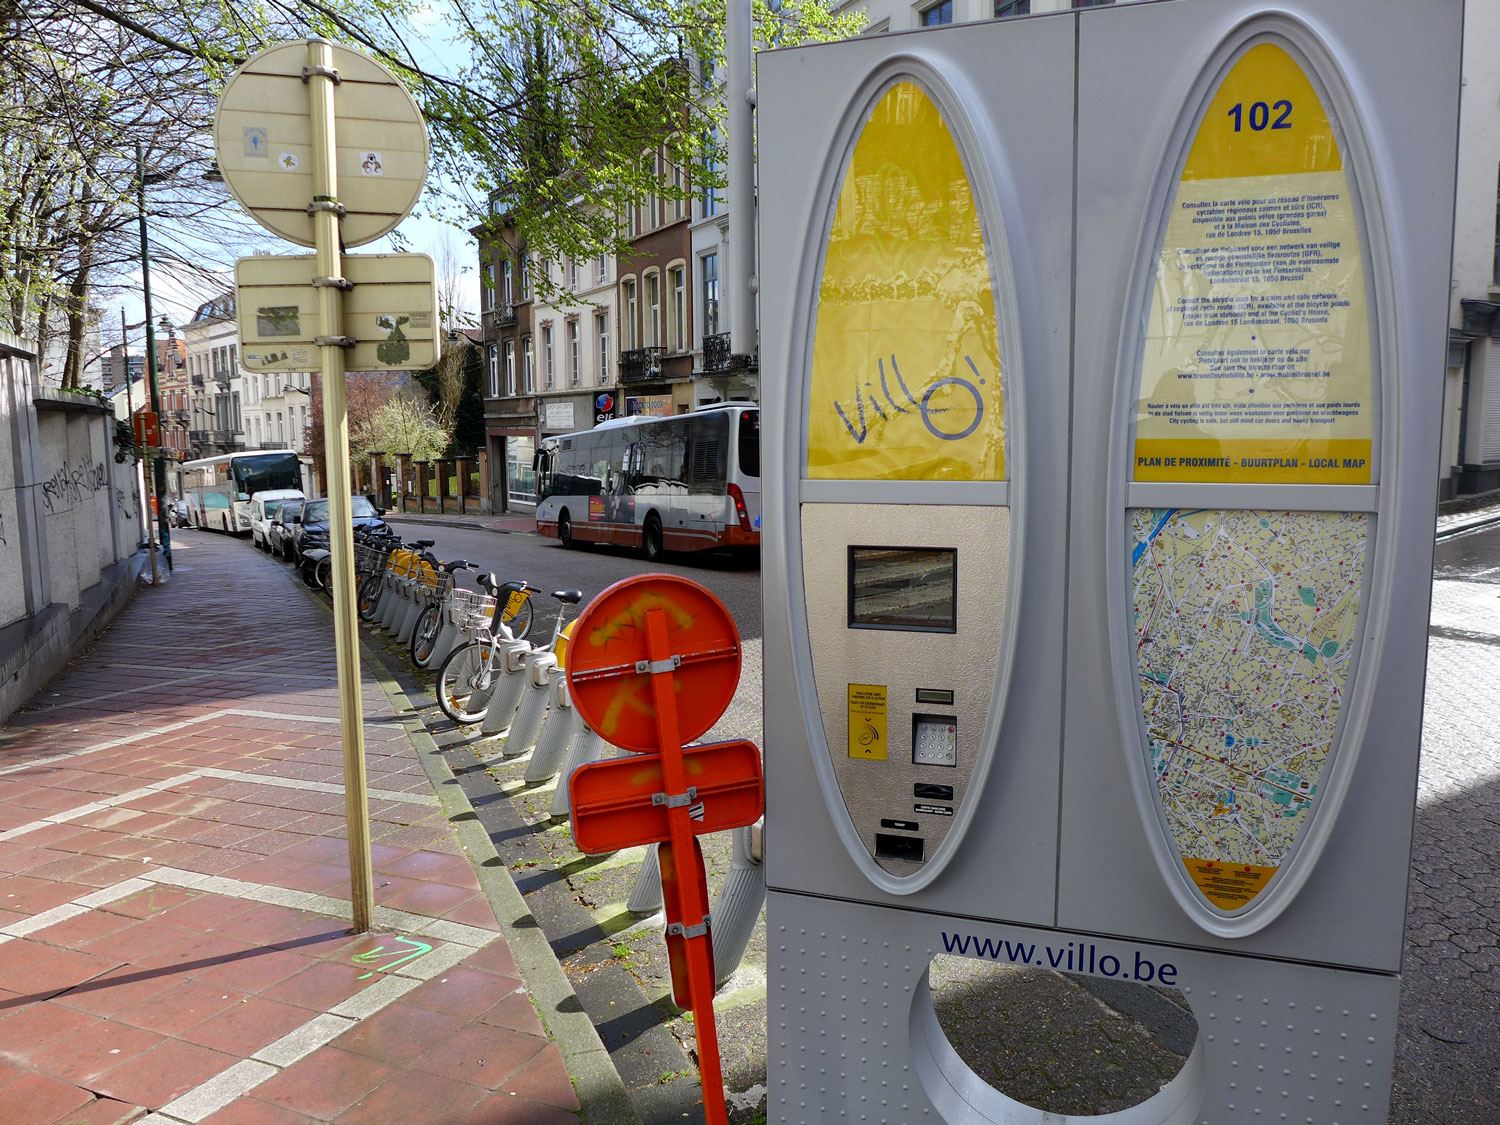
249, 489, 305, 551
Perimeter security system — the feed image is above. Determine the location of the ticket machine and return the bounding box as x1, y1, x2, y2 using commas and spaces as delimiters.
760, 1, 1461, 1121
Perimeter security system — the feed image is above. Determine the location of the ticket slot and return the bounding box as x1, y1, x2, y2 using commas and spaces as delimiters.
875, 833, 925, 863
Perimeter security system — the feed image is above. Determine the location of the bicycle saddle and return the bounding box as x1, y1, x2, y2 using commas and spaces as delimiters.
552, 589, 584, 605
411, 539, 436, 548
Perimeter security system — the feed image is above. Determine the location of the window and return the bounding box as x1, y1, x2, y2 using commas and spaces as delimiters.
995, 0, 1029, 14
702, 127, 720, 217
672, 160, 686, 221
596, 312, 609, 384
1493, 164, 1500, 285
568, 321, 581, 387
543, 325, 555, 388
568, 258, 579, 291
488, 345, 499, 397
623, 280, 639, 349
921, 0, 952, 25
519, 255, 531, 302
276, 412, 284, 443
702, 252, 720, 336
503, 339, 515, 396
669, 266, 685, 351
502, 259, 514, 307
1073, 0, 1113, 5
646, 273, 661, 347
522, 335, 534, 393
597, 254, 608, 284
481, 261, 494, 310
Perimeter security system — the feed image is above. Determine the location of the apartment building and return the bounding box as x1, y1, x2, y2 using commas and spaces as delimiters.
182, 293, 244, 463
532, 248, 619, 442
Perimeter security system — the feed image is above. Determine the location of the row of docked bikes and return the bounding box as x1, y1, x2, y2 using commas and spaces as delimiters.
339, 524, 766, 988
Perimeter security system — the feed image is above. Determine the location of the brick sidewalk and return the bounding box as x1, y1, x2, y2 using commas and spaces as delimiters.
0, 531, 580, 1124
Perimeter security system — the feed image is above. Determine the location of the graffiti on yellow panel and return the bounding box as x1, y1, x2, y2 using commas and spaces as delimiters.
807, 80, 1006, 482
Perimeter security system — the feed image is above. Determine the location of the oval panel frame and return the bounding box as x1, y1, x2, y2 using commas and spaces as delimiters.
1106, 14, 1399, 937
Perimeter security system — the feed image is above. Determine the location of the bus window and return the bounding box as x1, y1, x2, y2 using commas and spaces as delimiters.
687, 414, 728, 493
737, 411, 760, 478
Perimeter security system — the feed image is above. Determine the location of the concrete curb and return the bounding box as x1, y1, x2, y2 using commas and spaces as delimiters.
291, 570, 640, 1125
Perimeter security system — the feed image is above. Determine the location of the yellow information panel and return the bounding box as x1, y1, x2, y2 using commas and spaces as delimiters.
1135, 44, 1373, 484
807, 81, 1005, 482
847, 684, 888, 760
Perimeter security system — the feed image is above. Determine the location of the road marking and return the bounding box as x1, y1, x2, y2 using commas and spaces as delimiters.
0, 708, 342, 777
0, 761, 437, 842
2, 867, 498, 1123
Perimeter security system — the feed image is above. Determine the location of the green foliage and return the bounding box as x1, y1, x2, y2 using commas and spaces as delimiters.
357, 393, 450, 464
115, 417, 138, 463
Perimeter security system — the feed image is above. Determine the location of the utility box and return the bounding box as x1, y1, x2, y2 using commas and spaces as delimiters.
759, 0, 1462, 1120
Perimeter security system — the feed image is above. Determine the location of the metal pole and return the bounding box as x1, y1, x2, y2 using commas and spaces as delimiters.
122, 308, 147, 548
136, 143, 172, 574
307, 36, 375, 932
726, 0, 756, 358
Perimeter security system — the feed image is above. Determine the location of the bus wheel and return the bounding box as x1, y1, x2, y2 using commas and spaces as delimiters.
643, 514, 664, 563
558, 510, 575, 548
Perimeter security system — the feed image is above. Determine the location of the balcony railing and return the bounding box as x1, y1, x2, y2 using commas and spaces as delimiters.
190, 372, 204, 387
188, 429, 211, 444
619, 346, 666, 384
702, 332, 731, 372
212, 429, 239, 445
497, 303, 517, 327
259, 441, 289, 449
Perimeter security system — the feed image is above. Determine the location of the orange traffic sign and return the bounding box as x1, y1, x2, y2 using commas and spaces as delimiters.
133, 410, 159, 447
565, 574, 741, 753
569, 739, 763, 854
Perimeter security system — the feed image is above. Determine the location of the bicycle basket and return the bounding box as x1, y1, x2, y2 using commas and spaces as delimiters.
449, 587, 496, 631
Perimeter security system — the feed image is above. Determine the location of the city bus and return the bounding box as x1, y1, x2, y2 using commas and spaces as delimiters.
182, 450, 303, 535
534, 403, 760, 560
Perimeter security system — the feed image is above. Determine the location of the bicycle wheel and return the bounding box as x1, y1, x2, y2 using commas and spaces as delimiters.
316, 557, 332, 593
410, 604, 442, 667
500, 590, 534, 641
358, 574, 384, 621
437, 641, 492, 724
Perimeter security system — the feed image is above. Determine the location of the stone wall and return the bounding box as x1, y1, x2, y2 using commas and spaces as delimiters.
1, 330, 142, 722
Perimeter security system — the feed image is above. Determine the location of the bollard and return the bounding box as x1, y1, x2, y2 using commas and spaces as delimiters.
549, 726, 607, 818
503, 651, 556, 758
394, 591, 426, 645
524, 679, 579, 783
479, 640, 533, 737
626, 842, 665, 915
711, 818, 765, 988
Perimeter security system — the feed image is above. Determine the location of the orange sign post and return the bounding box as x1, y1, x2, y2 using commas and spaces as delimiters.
132, 410, 159, 448
565, 575, 758, 1125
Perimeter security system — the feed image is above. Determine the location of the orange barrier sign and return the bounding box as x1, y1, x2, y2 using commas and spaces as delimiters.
569, 739, 762, 854
565, 574, 756, 1125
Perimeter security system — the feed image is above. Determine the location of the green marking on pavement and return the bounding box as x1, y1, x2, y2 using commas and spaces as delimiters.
350, 934, 432, 978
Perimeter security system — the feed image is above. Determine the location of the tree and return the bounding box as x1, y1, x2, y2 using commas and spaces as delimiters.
359, 394, 450, 466
304, 368, 407, 474
7, 0, 865, 347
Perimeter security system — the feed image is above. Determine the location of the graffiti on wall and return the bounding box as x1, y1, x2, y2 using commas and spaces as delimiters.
115, 486, 138, 523
40, 458, 108, 515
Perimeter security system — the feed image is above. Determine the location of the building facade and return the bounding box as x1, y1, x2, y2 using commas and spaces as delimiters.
182, 293, 244, 465
477, 210, 538, 512
532, 248, 620, 451
617, 143, 696, 417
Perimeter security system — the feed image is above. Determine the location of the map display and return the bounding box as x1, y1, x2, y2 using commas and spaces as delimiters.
1129, 508, 1367, 910
1133, 42, 1373, 484
806, 80, 1006, 482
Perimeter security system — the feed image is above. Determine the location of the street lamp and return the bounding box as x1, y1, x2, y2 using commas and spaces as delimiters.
136, 142, 173, 576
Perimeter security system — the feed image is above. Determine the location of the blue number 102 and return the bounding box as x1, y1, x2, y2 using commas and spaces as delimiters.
1227, 100, 1293, 132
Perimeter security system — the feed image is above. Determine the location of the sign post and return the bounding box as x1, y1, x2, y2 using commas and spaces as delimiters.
214, 38, 431, 932
565, 575, 760, 1125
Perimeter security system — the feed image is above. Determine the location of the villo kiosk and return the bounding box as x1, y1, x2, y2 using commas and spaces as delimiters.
759, 0, 1462, 1121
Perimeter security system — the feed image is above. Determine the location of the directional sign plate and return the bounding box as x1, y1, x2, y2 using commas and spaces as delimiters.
235, 253, 439, 372
569, 739, 763, 854
214, 40, 429, 248
565, 575, 743, 753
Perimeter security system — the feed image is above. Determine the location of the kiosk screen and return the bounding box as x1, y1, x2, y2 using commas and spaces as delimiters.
848, 547, 958, 633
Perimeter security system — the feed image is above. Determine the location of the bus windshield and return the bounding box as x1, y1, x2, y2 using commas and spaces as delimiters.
232, 453, 302, 499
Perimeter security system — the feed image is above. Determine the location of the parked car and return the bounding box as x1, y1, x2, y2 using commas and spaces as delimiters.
249, 489, 304, 551
166, 498, 190, 528
289, 495, 386, 564
268, 499, 303, 560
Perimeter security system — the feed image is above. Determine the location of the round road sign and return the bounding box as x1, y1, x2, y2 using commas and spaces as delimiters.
566, 575, 742, 753
214, 40, 428, 248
